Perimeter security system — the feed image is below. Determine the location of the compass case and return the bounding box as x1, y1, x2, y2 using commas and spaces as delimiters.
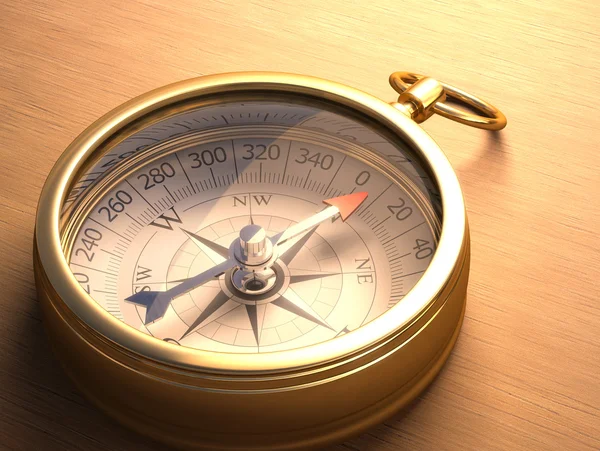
34, 72, 470, 450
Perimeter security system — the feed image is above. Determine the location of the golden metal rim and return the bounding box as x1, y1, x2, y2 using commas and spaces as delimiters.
34, 72, 467, 375
389, 71, 508, 130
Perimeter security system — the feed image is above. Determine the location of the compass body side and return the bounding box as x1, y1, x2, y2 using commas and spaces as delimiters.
34, 228, 468, 450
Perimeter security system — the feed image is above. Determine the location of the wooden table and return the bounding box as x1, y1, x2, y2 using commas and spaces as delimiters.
1, 1, 599, 449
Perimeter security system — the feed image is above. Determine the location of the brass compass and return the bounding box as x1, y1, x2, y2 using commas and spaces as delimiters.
34, 71, 506, 450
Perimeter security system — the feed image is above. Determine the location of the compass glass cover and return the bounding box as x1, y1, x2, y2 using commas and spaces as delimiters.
64, 95, 442, 353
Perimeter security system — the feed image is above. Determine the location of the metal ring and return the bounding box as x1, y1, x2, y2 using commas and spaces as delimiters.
390, 72, 507, 130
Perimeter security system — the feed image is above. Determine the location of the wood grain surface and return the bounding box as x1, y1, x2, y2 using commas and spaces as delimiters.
1, 1, 599, 449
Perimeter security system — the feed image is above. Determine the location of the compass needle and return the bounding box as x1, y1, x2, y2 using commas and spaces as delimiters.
127, 258, 236, 325
271, 192, 368, 247
277, 226, 318, 265
125, 291, 171, 325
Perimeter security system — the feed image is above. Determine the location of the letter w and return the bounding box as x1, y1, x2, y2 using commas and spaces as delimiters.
253, 195, 272, 206
149, 207, 182, 231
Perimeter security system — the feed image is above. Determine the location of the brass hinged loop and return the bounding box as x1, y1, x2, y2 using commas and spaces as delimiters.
389, 72, 507, 130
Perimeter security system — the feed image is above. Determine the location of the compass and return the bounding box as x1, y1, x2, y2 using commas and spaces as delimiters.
34, 71, 506, 450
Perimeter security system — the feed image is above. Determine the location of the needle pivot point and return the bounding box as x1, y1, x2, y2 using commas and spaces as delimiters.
235, 224, 274, 267
240, 224, 267, 257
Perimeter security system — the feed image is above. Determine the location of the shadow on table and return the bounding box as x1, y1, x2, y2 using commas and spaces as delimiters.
12, 296, 165, 450
459, 130, 511, 186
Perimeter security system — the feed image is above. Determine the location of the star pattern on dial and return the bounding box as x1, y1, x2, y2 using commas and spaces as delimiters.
178, 225, 338, 345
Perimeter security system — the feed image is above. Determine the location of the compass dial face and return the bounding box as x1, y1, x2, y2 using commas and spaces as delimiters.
65, 98, 441, 353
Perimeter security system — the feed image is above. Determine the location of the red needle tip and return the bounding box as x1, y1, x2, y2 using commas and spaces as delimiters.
323, 192, 368, 221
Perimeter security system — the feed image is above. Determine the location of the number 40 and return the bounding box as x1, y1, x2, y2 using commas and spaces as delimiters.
414, 239, 434, 259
